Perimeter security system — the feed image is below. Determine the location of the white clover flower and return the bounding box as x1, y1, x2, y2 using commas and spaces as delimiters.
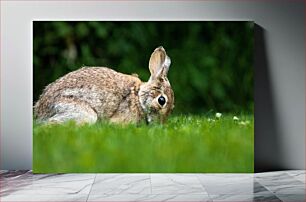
208, 118, 215, 122
233, 116, 239, 121
239, 121, 246, 125
215, 112, 222, 118
239, 121, 250, 126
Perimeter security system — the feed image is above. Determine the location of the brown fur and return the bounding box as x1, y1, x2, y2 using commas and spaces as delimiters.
34, 46, 174, 124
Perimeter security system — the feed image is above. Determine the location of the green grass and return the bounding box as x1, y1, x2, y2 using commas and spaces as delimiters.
33, 115, 254, 173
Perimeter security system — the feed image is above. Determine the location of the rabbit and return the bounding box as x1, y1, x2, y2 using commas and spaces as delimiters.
34, 46, 174, 124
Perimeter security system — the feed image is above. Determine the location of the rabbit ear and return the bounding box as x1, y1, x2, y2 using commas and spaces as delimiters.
149, 46, 171, 80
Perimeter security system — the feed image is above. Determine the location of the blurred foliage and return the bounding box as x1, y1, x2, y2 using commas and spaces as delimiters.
33, 21, 253, 114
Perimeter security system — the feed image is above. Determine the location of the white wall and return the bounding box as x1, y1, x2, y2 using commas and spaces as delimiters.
1, 0, 304, 170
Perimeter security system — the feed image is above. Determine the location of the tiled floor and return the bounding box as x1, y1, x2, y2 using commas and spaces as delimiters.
0, 170, 305, 201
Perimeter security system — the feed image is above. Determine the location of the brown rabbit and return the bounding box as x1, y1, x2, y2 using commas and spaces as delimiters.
34, 46, 174, 124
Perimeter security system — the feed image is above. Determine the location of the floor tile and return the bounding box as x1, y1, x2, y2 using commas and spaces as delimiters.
0, 170, 8, 175
151, 174, 207, 195
0, 170, 30, 177
143, 194, 211, 202
2, 170, 306, 202
253, 194, 282, 201
88, 194, 145, 202
0, 194, 88, 201
210, 194, 281, 202
90, 174, 151, 195
1, 173, 95, 196
256, 173, 305, 195
255, 171, 295, 180
1, 171, 48, 196
197, 174, 254, 195
88, 194, 211, 201
253, 181, 274, 194
275, 194, 305, 202
286, 170, 305, 183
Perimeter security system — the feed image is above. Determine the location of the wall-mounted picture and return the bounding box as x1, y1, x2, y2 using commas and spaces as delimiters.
33, 21, 254, 173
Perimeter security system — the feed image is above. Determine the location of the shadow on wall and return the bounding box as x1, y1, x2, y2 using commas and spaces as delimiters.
254, 24, 285, 172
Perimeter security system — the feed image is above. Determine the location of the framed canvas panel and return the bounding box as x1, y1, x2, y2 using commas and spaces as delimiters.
33, 21, 254, 173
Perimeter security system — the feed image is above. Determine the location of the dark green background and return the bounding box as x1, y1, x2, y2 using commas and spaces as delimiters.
33, 21, 253, 114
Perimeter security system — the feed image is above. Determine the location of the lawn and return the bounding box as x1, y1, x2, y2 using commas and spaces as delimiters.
33, 114, 254, 173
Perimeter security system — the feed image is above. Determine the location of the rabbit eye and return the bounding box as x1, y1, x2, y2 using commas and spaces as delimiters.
158, 96, 166, 106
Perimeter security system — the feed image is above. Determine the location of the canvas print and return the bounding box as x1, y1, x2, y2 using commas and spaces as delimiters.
33, 21, 254, 173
